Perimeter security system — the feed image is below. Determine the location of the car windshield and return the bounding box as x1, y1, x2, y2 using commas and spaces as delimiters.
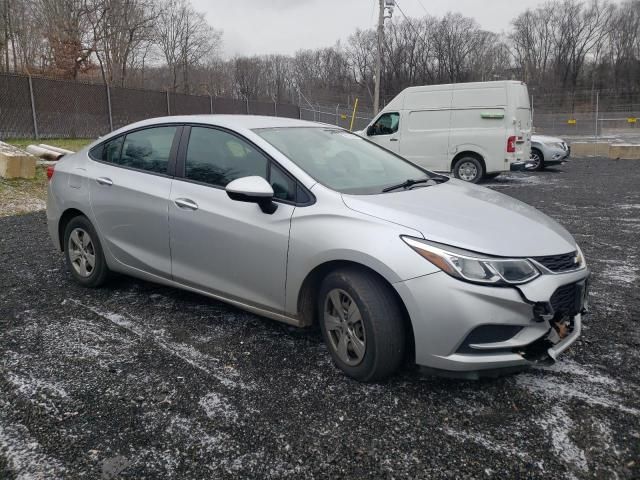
254, 127, 440, 195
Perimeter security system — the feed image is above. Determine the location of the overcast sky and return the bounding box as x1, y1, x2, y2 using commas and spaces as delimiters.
190, 0, 559, 58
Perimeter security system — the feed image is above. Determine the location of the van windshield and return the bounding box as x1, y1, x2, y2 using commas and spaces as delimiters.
255, 127, 440, 195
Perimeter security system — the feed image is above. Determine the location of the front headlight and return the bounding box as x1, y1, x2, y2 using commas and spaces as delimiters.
551, 142, 566, 149
402, 237, 540, 286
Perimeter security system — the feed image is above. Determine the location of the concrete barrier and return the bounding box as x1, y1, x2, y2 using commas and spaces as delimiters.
0, 142, 36, 179
570, 142, 610, 157
608, 144, 640, 160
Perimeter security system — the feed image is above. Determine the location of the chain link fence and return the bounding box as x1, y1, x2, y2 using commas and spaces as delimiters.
532, 90, 640, 139
0, 73, 301, 139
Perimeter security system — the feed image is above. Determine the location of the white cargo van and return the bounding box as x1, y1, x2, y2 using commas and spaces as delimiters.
358, 81, 531, 183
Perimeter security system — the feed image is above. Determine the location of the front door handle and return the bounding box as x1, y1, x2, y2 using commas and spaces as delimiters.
390, 138, 399, 142
96, 177, 113, 186
174, 198, 199, 211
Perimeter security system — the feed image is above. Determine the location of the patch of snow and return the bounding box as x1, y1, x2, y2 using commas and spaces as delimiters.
199, 392, 238, 421
0, 402, 68, 479
69, 299, 255, 391
535, 406, 588, 472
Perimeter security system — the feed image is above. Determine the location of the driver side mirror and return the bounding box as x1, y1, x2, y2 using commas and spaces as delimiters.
366, 125, 375, 136
226, 176, 278, 214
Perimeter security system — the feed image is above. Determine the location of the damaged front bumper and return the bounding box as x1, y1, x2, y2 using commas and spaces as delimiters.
395, 268, 590, 376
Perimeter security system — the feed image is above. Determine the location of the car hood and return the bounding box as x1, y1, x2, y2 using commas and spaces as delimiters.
341, 179, 577, 257
532, 135, 564, 144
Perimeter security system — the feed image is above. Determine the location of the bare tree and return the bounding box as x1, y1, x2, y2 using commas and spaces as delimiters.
156, 0, 221, 93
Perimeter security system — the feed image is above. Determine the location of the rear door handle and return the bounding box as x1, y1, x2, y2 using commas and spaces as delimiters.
96, 177, 113, 186
174, 198, 199, 211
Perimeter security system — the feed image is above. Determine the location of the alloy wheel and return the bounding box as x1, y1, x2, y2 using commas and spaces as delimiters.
68, 228, 96, 277
323, 289, 367, 366
528, 151, 542, 170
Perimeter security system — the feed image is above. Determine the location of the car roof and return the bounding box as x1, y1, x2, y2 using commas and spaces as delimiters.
121, 114, 326, 131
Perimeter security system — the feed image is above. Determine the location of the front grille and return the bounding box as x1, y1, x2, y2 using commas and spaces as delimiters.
550, 283, 579, 316
533, 252, 578, 272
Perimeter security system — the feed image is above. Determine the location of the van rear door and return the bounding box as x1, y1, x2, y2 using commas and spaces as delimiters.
510, 83, 532, 164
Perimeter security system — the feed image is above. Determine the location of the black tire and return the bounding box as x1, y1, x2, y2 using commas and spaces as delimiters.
529, 148, 545, 171
318, 267, 407, 382
453, 156, 485, 183
63, 216, 110, 288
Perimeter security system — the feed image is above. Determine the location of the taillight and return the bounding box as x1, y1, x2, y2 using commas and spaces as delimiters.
507, 136, 516, 153
47, 164, 56, 180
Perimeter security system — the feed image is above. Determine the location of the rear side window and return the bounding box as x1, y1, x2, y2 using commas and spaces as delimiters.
185, 127, 268, 187
90, 136, 124, 164
120, 126, 177, 174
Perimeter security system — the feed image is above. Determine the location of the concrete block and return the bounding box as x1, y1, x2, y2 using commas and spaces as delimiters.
608, 144, 640, 160
570, 142, 610, 157
0, 142, 37, 179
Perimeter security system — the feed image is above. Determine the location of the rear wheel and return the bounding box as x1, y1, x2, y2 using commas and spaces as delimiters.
64, 216, 110, 288
453, 156, 484, 183
528, 148, 545, 171
318, 268, 406, 382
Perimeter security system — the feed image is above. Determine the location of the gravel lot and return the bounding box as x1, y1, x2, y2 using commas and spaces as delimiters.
1, 158, 639, 479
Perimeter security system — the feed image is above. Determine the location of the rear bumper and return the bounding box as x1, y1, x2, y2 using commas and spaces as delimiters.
394, 268, 589, 374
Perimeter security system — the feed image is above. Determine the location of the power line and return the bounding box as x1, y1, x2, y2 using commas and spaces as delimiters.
393, 0, 431, 52
415, 0, 428, 15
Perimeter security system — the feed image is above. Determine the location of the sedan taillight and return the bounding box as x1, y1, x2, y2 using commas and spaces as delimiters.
46, 164, 56, 181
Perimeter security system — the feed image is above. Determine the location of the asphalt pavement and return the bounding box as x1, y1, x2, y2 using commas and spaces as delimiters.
0, 158, 639, 479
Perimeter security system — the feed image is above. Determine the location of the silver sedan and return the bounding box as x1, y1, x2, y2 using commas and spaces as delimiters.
47, 116, 590, 381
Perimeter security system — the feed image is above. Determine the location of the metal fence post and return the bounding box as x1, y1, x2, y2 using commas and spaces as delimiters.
246, 97, 250, 114
274, 101, 277, 117
209, 94, 213, 114
166, 90, 170, 115
106, 84, 114, 132
27, 75, 39, 139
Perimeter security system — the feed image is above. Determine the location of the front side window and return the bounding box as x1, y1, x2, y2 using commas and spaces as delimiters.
255, 127, 438, 195
270, 163, 296, 201
185, 127, 268, 187
120, 126, 177, 174
369, 112, 400, 136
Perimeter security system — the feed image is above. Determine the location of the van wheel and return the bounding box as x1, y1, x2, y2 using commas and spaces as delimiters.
453, 156, 484, 183
318, 268, 406, 382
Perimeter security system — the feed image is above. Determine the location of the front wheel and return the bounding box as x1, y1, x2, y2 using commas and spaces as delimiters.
453, 156, 485, 183
318, 268, 407, 382
528, 149, 545, 171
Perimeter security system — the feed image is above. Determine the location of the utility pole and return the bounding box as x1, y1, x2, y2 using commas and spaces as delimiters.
374, 1, 394, 115
374, 0, 385, 115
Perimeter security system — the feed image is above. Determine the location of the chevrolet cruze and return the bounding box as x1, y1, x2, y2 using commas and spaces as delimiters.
47, 115, 590, 382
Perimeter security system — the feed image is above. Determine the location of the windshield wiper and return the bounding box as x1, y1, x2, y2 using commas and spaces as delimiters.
382, 176, 446, 193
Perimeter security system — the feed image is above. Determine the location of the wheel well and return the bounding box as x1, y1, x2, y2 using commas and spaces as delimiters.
58, 208, 86, 252
531, 147, 544, 159
451, 151, 486, 173
297, 260, 415, 361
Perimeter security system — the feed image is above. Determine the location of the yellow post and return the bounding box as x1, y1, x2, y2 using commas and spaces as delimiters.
349, 98, 359, 131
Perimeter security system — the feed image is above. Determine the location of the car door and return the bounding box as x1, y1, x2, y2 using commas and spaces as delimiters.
365, 112, 400, 153
87, 125, 180, 278
169, 125, 296, 312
